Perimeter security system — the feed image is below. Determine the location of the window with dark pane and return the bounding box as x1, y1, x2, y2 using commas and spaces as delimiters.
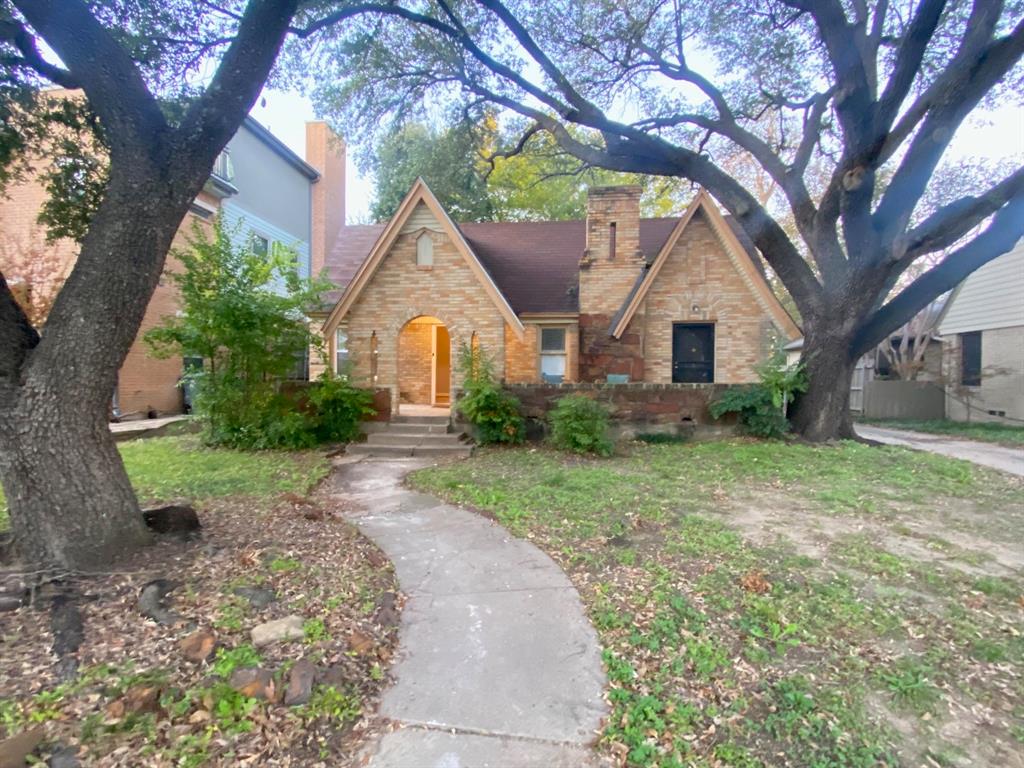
960, 331, 981, 386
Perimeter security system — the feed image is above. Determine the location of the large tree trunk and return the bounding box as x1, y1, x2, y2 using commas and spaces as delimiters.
0, 393, 151, 568
789, 326, 859, 443
0, 163, 192, 569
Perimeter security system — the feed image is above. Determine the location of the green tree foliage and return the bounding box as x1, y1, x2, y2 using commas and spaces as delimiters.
369, 120, 494, 222
549, 394, 613, 456
370, 117, 686, 222
144, 216, 373, 449
454, 342, 524, 444
0, 90, 108, 243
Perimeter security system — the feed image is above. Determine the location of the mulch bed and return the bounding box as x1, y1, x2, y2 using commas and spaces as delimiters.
0, 491, 401, 766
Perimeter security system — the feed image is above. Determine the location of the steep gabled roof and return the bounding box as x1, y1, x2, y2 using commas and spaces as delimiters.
609, 190, 801, 340
322, 179, 524, 336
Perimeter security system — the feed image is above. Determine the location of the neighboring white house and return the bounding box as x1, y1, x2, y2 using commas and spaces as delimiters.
937, 240, 1024, 422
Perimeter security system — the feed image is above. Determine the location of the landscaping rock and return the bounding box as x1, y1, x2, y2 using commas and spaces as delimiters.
0, 594, 23, 612
233, 586, 277, 609
0, 727, 44, 768
47, 745, 81, 768
374, 591, 400, 629
251, 615, 304, 647
138, 579, 180, 625
346, 629, 374, 655
180, 630, 217, 663
229, 668, 278, 701
317, 664, 348, 689
124, 684, 162, 715
284, 660, 316, 706
142, 505, 201, 536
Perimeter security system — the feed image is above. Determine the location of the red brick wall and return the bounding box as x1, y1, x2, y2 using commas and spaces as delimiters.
506, 382, 738, 438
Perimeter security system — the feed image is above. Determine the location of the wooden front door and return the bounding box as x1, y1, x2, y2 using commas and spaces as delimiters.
672, 323, 715, 383
432, 325, 451, 405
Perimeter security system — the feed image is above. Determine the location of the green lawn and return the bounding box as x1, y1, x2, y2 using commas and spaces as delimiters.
0, 435, 329, 531
411, 440, 1024, 767
861, 418, 1024, 446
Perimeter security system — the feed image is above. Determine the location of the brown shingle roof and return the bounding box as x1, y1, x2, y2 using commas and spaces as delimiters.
322, 216, 755, 315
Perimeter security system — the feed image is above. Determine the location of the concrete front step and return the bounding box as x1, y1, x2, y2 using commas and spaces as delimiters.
393, 415, 451, 426
368, 433, 465, 447
348, 443, 473, 458
386, 424, 451, 435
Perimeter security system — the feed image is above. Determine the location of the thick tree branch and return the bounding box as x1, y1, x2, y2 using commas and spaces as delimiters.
0, 17, 80, 88
0, 272, 39, 394
874, 17, 1024, 243
175, 0, 300, 180
12, 0, 167, 149
875, 0, 947, 131
855, 194, 1024, 355
902, 166, 1024, 260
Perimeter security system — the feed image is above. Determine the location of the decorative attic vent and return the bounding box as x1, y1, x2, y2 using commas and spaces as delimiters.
416, 232, 433, 267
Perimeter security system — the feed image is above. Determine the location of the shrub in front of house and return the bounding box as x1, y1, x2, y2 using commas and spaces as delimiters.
708, 385, 789, 438
710, 348, 807, 439
455, 342, 525, 444
549, 394, 613, 456
307, 374, 377, 443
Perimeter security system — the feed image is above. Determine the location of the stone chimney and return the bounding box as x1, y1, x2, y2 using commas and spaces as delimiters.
578, 185, 644, 315
305, 121, 346, 278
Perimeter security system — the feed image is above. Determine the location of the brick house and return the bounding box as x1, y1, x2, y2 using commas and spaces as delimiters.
322, 179, 800, 415
0, 92, 346, 418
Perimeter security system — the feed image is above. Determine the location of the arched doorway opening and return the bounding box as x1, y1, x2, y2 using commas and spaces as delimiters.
397, 316, 450, 409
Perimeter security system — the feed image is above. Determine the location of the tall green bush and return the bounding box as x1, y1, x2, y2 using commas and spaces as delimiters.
549, 394, 613, 456
146, 216, 373, 449
455, 343, 524, 444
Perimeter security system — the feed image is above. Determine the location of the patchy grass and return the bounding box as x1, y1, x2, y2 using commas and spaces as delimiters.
410, 440, 1024, 767
861, 418, 1024, 446
0, 435, 329, 531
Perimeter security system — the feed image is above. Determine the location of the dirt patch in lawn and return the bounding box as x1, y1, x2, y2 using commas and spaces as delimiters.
0, 491, 400, 767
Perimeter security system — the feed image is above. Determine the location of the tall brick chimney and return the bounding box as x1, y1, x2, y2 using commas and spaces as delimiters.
579, 185, 644, 315
305, 121, 346, 278
577, 185, 647, 381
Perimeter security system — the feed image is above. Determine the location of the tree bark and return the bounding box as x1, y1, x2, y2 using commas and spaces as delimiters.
789, 324, 858, 443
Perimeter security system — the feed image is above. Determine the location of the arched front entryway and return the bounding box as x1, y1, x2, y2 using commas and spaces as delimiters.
397, 316, 451, 409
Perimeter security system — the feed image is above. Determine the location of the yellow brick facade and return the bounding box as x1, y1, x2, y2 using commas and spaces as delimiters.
335, 228, 508, 411
638, 210, 777, 384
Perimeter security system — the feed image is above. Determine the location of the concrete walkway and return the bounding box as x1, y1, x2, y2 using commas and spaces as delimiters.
856, 424, 1024, 477
328, 457, 608, 767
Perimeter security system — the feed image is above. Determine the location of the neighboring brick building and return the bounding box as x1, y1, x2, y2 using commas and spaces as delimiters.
322, 180, 800, 413
0, 99, 346, 418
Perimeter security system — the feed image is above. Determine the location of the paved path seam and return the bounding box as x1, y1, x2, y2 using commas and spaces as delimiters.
329, 457, 609, 767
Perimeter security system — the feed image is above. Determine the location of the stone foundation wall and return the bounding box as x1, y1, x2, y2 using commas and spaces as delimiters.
506, 382, 738, 440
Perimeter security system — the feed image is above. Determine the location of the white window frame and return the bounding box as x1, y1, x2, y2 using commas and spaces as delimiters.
539, 327, 567, 384
335, 328, 349, 375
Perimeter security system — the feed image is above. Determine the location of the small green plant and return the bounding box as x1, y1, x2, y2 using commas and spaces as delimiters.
268, 556, 301, 573
455, 342, 524, 444
549, 394, 613, 456
215, 601, 246, 632
878, 657, 941, 713
211, 645, 263, 679
300, 685, 361, 723
303, 618, 329, 644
